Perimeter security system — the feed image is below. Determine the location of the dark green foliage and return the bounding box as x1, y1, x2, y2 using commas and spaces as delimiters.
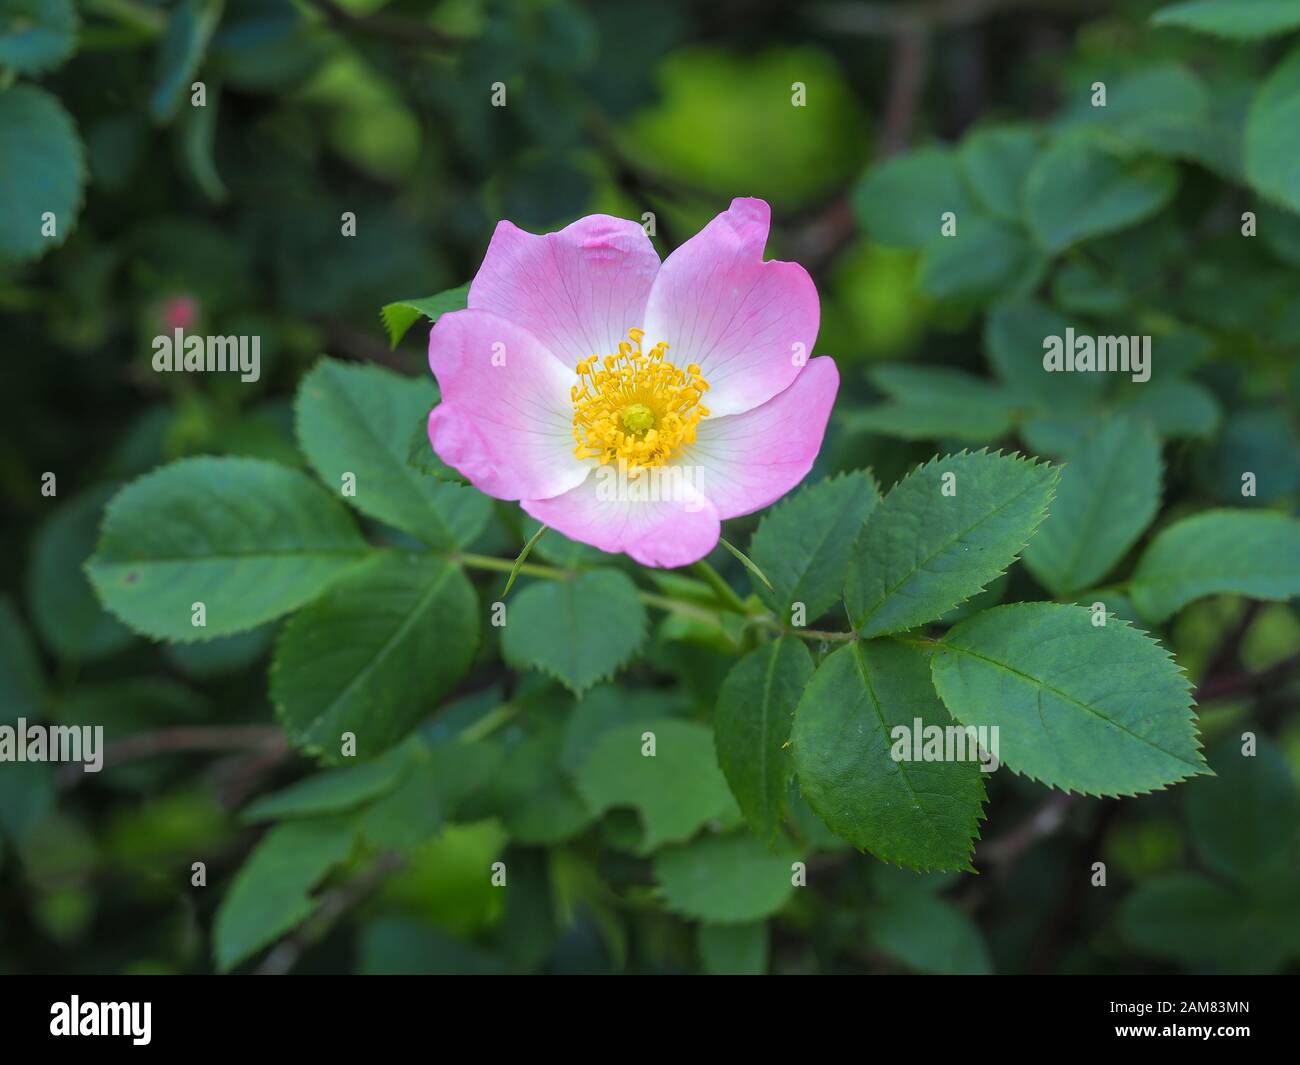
3, 0, 1297, 978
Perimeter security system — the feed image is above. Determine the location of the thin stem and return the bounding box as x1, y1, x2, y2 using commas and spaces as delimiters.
781, 627, 858, 644
256, 850, 406, 975
457, 701, 522, 744
457, 553, 569, 581
57, 725, 285, 789
692, 559, 750, 615
459, 550, 735, 626
305, 0, 464, 49
638, 591, 731, 625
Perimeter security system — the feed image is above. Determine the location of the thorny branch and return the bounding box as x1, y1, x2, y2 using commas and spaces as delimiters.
58, 724, 285, 788
305, 0, 464, 50
809, 0, 1109, 37
256, 850, 407, 975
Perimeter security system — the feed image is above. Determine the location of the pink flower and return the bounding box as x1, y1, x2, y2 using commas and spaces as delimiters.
427, 197, 838, 567
160, 294, 199, 332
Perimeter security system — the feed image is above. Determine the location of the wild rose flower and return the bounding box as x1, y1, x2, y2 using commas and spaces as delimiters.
427, 197, 838, 567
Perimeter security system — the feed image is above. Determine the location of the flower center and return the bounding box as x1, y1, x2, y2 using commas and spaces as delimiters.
571, 328, 711, 473
621, 403, 656, 434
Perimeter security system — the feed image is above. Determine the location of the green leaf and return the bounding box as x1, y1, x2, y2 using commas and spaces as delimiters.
489, 723, 594, 846
271, 553, 478, 762
242, 744, 414, 821
1118, 872, 1300, 973
1129, 509, 1300, 622
1111, 377, 1221, 439
1153, 0, 1300, 40
1246, 45, 1300, 214
850, 366, 1026, 444
1073, 587, 1139, 624
714, 638, 814, 841
748, 471, 881, 621
165, 625, 272, 679
87, 457, 368, 642
358, 917, 501, 975
0, 84, 86, 263
406, 411, 465, 483
0, 0, 77, 75
958, 123, 1042, 222
1258, 202, 1300, 268
918, 215, 1046, 302
1052, 259, 1129, 315
1022, 416, 1162, 596
151, 0, 224, 124
1187, 736, 1299, 885
698, 921, 768, 974
574, 719, 738, 851
1058, 63, 1237, 178
296, 358, 489, 548
852, 146, 977, 248
791, 640, 987, 871
0, 595, 44, 721
868, 892, 992, 974
931, 603, 1206, 795
984, 298, 1108, 406
213, 817, 355, 972
1025, 137, 1179, 253
27, 485, 134, 662
654, 832, 796, 923
560, 684, 686, 774
357, 753, 444, 849
0, 760, 52, 843
845, 451, 1059, 638
178, 81, 226, 202
501, 569, 646, 695
1199, 407, 1300, 504
380, 284, 469, 349
845, 403, 1011, 446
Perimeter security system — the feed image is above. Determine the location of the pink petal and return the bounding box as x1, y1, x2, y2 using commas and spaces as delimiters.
643, 197, 819, 418
468, 214, 661, 372
522, 470, 722, 568
680, 356, 839, 520
428, 309, 588, 501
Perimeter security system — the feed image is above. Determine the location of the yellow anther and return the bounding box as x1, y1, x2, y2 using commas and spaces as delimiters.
570, 327, 711, 470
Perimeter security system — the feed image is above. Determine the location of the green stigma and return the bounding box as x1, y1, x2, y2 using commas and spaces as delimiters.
621, 403, 655, 435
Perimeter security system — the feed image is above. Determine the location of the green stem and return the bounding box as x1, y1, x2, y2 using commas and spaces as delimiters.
457, 553, 569, 581
772, 624, 858, 644
638, 591, 728, 625
692, 559, 750, 615
458, 551, 731, 626
457, 701, 522, 744
458, 545, 866, 645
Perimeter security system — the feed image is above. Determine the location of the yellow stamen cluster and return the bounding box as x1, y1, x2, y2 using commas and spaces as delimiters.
571, 328, 710, 473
